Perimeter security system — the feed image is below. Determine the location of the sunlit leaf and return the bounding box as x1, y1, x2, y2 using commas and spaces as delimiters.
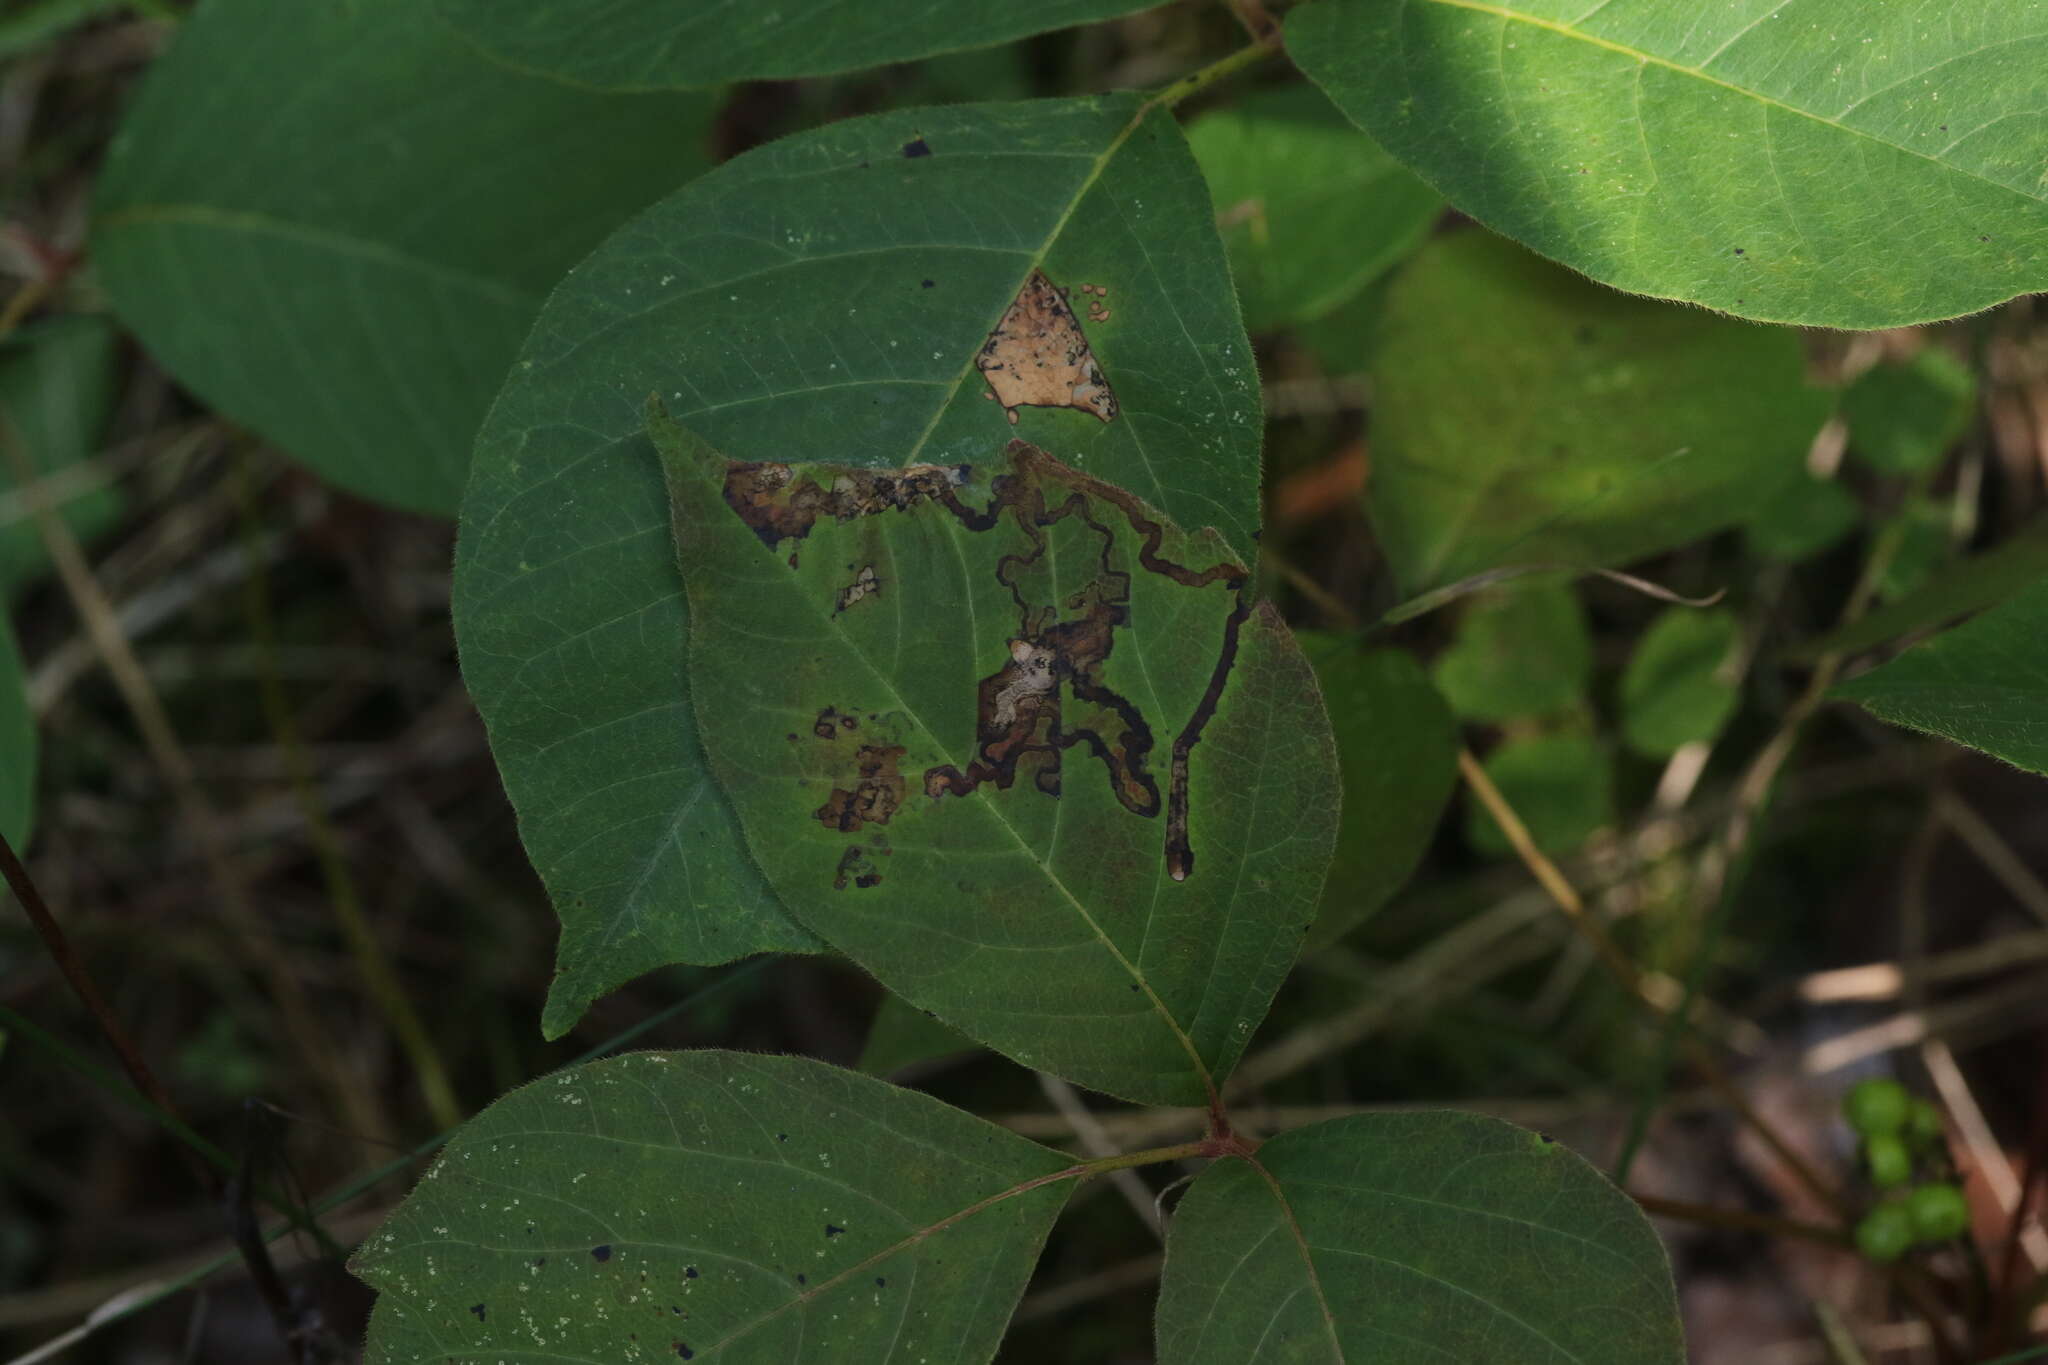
1833, 574, 2048, 775
92, 0, 719, 514
655, 410, 1336, 1105
1187, 83, 1440, 332
1366, 231, 1828, 592
1155, 1111, 1684, 1363
432, 0, 1157, 89
455, 95, 1262, 1038
1290, 0, 2048, 328
354, 1051, 1073, 1364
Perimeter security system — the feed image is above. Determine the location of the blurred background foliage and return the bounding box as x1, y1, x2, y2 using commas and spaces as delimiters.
1, 2, 2047, 1362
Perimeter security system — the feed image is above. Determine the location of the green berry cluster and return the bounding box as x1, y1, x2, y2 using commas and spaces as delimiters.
1843, 1079, 1967, 1262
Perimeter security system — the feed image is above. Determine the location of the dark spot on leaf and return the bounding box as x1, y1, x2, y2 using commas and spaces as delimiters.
1732, 247, 1744, 255
1981, 235, 1991, 243
854, 872, 882, 888
685, 1266, 700, 1279
797, 1273, 808, 1285
1575, 324, 1596, 343
903, 136, 931, 158
592, 1245, 612, 1262
786, 732, 799, 742
826, 1224, 844, 1238
921, 278, 935, 288
776, 1134, 788, 1143
678, 1345, 695, 1359
876, 1277, 887, 1288
1538, 1132, 1556, 1144
469, 1303, 487, 1322
817, 745, 906, 832
533, 1256, 548, 1268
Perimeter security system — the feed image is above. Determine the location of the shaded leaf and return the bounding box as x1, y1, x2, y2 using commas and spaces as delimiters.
1843, 350, 1976, 476
0, 0, 134, 63
0, 617, 30, 847
656, 411, 1336, 1106
1289, 0, 2048, 328
1366, 231, 1828, 592
1619, 608, 1740, 758
1187, 83, 1440, 332
1833, 574, 2048, 775
353, 1051, 1073, 1364
454, 95, 1261, 1038
1876, 498, 1956, 602
0, 316, 121, 598
1745, 473, 1860, 564
1466, 732, 1612, 858
1430, 577, 1590, 723
858, 992, 978, 1079
92, 0, 719, 514
1805, 522, 2048, 658
1301, 640, 1458, 947
433, 0, 1156, 89
1155, 1111, 1684, 1363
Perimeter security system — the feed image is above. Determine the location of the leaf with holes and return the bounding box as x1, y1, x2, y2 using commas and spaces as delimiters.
91, 0, 719, 515
655, 407, 1335, 1106
1155, 1111, 1684, 1363
1833, 574, 2048, 776
432, 0, 1160, 89
455, 95, 1262, 1038
1290, 0, 2048, 328
352, 1051, 1074, 1364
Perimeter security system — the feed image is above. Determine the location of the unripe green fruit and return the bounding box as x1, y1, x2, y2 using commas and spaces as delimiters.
1844, 1078, 1911, 1137
1856, 1202, 1916, 1263
1865, 1132, 1912, 1188
1905, 1097, 1945, 1149
1906, 1183, 1969, 1243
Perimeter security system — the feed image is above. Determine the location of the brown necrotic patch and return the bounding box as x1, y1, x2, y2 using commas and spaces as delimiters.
814, 744, 907, 833
724, 462, 967, 551
721, 440, 1245, 882
975, 269, 1118, 426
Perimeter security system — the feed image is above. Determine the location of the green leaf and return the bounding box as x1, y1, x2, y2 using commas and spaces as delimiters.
1620, 608, 1741, 758
1155, 1111, 1684, 1363
1805, 521, 2048, 657
0, 316, 121, 598
1430, 577, 1591, 723
1303, 640, 1458, 946
1465, 731, 1612, 858
1288, 0, 2048, 329
455, 95, 1262, 1039
1187, 83, 1440, 332
91, 0, 719, 515
1843, 350, 1976, 476
1832, 574, 2048, 775
431, 0, 1156, 89
858, 992, 978, 1078
655, 411, 1336, 1106
0, 617, 31, 847
1366, 231, 1828, 592
353, 1051, 1073, 1364
1745, 472, 1860, 564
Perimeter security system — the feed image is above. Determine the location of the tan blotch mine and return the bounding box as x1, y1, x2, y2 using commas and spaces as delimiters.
975, 269, 1118, 426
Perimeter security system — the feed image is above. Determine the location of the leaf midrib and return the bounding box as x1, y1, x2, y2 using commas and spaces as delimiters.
1419, 0, 2048, 208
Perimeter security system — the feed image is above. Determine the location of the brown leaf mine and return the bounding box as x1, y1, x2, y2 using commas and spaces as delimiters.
975, 269, 1118, 426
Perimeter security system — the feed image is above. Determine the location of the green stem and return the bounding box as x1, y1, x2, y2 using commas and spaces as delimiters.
1147, 38, 1280, 113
